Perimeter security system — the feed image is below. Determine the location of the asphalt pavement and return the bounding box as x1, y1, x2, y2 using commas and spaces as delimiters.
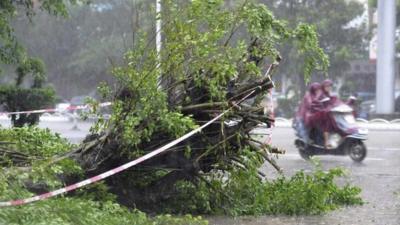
211, 127, 400, 225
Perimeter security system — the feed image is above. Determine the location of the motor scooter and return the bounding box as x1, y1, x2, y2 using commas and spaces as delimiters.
293, 103, 368, 162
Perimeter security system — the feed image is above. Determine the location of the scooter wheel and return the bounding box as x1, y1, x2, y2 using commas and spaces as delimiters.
299, 148, 311, 160
348, 141, 367, 162
295, 140, 311, 160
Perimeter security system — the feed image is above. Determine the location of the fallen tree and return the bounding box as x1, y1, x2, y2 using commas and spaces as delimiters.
65, 0, 328, 210
2, 0, 330, 213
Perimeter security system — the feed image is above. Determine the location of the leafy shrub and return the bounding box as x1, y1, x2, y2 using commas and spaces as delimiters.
0, 126, 74, 157
0, 127, 207, 225
0, 127, 81, 198
0, 85, 55, 127
164, 153, 363, 216
0, 197, 208, 225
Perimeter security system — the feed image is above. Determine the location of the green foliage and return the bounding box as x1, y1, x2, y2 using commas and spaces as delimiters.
11, 0, 153, 97
261, 0, 366, 91
0, 55, 54, 128
16, 57, 46, 88
0, 0, 82, 67
0, 126, 207, 225
95, 0, 327, 153
292, 23, 329, 82
0, 85, 55, 127
0, 1, 58, 127
0, 127, 80, 190
0, 197, 208, 225
10, 0, 335, 97
163, 155, 363, 216
0, 124, 362, 224
0, 1, 79, 121
0, 126, 74, 157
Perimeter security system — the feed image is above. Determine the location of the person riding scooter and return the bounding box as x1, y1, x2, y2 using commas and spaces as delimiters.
295, 81, 336, 149
293, 80, 368, 162
294, 82, 322, 144
318, 79, 339, 148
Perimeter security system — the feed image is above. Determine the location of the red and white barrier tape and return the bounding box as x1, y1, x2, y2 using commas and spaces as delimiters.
0, 102, 112, 116
0, 91, 256, 207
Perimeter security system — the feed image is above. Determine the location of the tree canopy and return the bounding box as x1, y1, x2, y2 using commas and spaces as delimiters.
262, 0, 367, 86
0, 0, 80, 69
3, 0, 366, 99
0, 0, 82, 125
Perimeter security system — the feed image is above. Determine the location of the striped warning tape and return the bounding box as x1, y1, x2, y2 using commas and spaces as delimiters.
0, 102, 112, 116
0, 90, 257, 207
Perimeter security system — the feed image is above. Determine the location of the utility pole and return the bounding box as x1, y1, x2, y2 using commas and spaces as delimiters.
376, 0, 396, 114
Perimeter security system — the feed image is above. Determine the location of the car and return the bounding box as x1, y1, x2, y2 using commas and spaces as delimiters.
395, 95, 400, 112
70, 96, 87, 106
356, 92, 375, 102
358, 99, 375, 119
55, 102, 71, 112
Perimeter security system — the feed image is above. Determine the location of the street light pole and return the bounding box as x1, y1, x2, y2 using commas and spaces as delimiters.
156, 0, 162, 57
376, 0, 396, 114
156, 0, 162, 87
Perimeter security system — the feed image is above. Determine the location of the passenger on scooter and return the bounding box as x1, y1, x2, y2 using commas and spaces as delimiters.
295, 82, 322, 143
319, 79, 337, 148
320, 79, 341, 107
322, 79, 333, 97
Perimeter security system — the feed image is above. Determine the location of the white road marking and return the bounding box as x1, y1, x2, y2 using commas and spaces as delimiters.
368, 147, 400, 151
276, 153, 384, 161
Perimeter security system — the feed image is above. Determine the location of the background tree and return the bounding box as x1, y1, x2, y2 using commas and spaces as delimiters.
11, 0, 153, 98
0, 57, 55, 127
7, 0, 367, 102
0, 0, 79, 68
0, 0, 80, 125
262, 0, 367, 93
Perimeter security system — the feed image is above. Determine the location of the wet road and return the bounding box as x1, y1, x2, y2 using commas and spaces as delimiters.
2, 120, 399, 224
210, 127, 400, 225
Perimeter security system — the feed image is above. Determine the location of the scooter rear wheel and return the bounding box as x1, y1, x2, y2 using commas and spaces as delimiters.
295, 140, 312, 160
348, 141, 367, 162
299, 148, 311, 160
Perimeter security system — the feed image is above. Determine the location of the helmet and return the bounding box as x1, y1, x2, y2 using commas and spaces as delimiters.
322, 79, 333, 87
309, 82, 321, 95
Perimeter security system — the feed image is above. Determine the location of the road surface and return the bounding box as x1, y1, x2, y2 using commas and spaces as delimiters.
210, 127, 400, 225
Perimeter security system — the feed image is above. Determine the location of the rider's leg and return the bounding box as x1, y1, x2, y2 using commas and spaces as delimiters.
299, 119, 309, 143
323, 131, 333, 149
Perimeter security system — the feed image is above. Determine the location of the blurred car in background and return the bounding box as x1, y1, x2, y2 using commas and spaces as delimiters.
395, 90, 400, 112
55, 102, 71, 113
359, 100, 375, 119
358, 90, 400, 118
355, 92, 375, 119
70, 96, 87, 107
356, 92, 375, 102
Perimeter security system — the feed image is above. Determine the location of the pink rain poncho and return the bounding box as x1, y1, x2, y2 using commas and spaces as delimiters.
296, 82, 323, 127
315, 79, 340, 133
